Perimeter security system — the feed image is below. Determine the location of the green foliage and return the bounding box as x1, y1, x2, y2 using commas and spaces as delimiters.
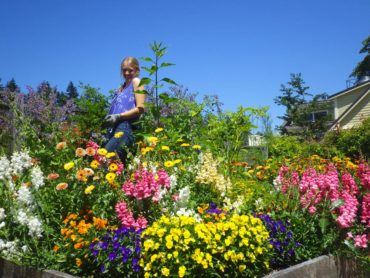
351, 35, 370, 78
71, 84, 109, 136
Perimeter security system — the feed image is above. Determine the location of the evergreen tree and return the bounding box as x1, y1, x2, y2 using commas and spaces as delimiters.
351, 35, 370, 79
6, 78, 19, 92
66, 81, 78, 99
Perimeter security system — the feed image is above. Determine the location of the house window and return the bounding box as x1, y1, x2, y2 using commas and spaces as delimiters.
306, 110, 328, 122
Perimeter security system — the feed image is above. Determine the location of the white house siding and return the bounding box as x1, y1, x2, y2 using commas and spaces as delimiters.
336, 86, 366, 117
340, 91, 370, 129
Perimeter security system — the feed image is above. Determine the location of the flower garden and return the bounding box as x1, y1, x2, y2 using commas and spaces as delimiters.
0, 49, 369, 277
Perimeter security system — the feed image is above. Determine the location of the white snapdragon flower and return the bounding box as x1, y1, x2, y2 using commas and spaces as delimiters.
16, 209, 28, 225
169, 174, 177, 188
30, 166, 44, 189
27, 217, 43, 238
175, 208, 202, 222
10, 151, 32, 175
0, 208, 6, 221
0, 156, 11, 180
273, 176, 282, 190
178, 186, 191, 205
17, 185, 34, 206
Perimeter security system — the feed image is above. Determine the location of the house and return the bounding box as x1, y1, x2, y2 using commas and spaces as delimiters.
328, 78, 370, 130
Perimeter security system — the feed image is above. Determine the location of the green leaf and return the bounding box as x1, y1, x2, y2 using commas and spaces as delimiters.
134, 90, 148, 95
330, 199, 344, 210
161, 77, 177, 85
140, 57, 154, 63
319, 217, 329, 234
138, 78, 151, 87
160, 62, 175, 68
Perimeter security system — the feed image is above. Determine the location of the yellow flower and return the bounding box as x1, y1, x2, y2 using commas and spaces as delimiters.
109, 163, 118, 171
75, 258, 82, 268
176, 138, 184, 142
75, 147, 86, 157
106, 152, 116, 159
97, 148, 108, 156
147, 136, 159, 145
114, 131, 124, 138
155, 127, 164, 133
192, 144, 201, 149
239, 264, 246, 272
90, 160, 99, 169
178, 266, 186, 277
180, 143, 190, 147
63, 161, 75, 171
84, 185, 95, 194
164, 161, 175, 168
161, 267, 170, 277
106, 173, 116, 183
161, 145, 170, 151
174, 159, 182, 164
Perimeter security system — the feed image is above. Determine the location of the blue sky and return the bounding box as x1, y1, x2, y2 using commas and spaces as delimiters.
1, 0, 369, 128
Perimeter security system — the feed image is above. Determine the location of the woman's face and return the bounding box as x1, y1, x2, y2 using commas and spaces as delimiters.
122, 61, 137, 82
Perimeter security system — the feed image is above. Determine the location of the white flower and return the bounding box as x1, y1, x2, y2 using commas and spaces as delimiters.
16, 209, 28, 225
178, 186, 191, 205
169, 174, 177, 188
27, 217, 43, 238
0, 222, 5, 229
273, 176, 282, 189
176, 208, 193, 217
30, 166, 44, 189
0, 208, 6, 221
0, 156, 11, 180
10, 151, 32, 175
21, 245, 28, 252
17, 185, 33, 206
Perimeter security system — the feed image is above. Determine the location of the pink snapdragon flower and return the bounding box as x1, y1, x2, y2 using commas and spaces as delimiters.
115, 201, 148, 230
354, 234, 368, 249
357, 163, 370, 190
361, 193, 370, 227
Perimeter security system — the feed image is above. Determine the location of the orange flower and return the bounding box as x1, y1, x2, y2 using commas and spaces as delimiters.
93, 217, 108, 230
47, 173, 60, 180
56, 142, 67, 150
56, 182, 68, 190
83, 168, 94, 177
77, 220, 92, 234
70, 234, 77, 241
53, 245, 59, 252
75, 169, 87, 182
86, 147, 96, 156
75, 258, 82, 268
75, 147, 86, 157
74, 242, 84, 249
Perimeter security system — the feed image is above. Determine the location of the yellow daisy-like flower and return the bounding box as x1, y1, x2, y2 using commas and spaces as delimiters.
164, 161, 175, 168
192, 144, 201, 149
97, 148, 108, 156
106, 172, 116, 183
64, 161, 75, 171
180, 143, 190, 147
147, 136, 159, 145
178, 266, 186, 278
114, 131, 124, 138
106, 152, 116, 159
174, 159, 182, 164
161, 145, 170, 151
161, 267, 170, 277
109, 163, 118, 171
155, 127, 164, 133
84, 185, 95, 194
90, 160, 99, 169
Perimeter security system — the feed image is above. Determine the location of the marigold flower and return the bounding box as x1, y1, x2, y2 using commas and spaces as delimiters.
85, 147, 96, 156
63, 161, 75, 171
90, 160, 99, 169
97, 148, 108, 156
192, 144, 201, 149
155, 127, 164, 133
180, 143, 190, 147
147, 136, 159, 146
56, 182, 68, 190
47, 173, 59, 180
75, 147, 86, 157
84, 185, 95, 194
76, 169, 87, 181
106, 172, 116, 183
114, 131, 124, 138
161, 145, 170, 151
109, 163, 118, 171
53, 245, 59, 252
56, 141, 67, 150
106, 152, 116, 159
74, 242, 84, 249
75, 258, 82, 268
164, 161, 175, 168
93, 217, 107, 230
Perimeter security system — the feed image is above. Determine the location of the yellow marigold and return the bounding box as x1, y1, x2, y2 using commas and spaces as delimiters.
55, 141, 67, 150
155, 127, 164, 133
97, 148, 108, 156
90, 160, 99, 169
164, 161, 175, 168
75, 147, 86, 157
85, 147, 96, 156
56, 182, 68, 190
192, 144, 201, 149
161, 145, 170, 151
75, 258, 82, 268
147, 136, 159, 145
63, 161, 75, 171
84, 185, 95, 194
76, 169, 87, 181
106, 152, 116, 159
114, 131, 124, 138
180, 143, 190, 147
161, 267, 170, 277
178, 266, 186, 278
106, 172, 116, 183
109, 163, 118, 171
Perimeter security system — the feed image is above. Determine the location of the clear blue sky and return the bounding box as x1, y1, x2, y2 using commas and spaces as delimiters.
1, 0, 369, 128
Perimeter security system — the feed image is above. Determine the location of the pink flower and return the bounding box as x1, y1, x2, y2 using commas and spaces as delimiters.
308, 206, 317, 214
354, 234, 368, 249
86, 140, 100, 150
361, 193, 370, 227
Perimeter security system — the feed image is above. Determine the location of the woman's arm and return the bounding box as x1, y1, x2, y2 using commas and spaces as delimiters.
119, 77, 145, 119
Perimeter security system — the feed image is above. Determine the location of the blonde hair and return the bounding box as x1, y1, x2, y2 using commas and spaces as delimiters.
121, 56, 140, 77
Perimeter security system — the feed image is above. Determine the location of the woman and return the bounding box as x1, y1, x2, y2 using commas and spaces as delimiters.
103, 56, 145, 163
